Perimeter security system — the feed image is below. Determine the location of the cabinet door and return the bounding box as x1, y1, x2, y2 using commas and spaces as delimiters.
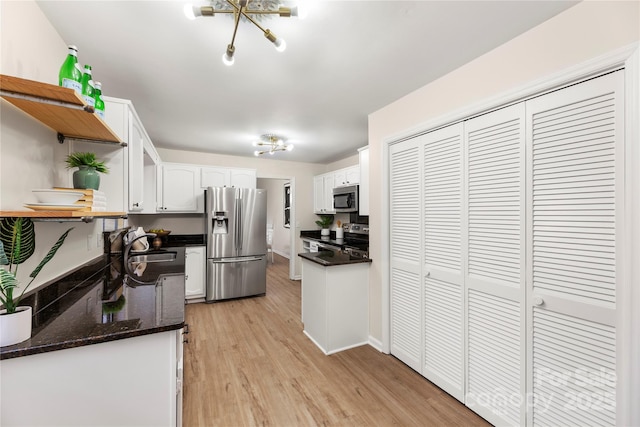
313, 175, 326, 213
345, 166, 360, 185
464, 103, 526, 426
128, 112, 145, 212
389, 138, 423, 372
526, 71, 622, 427
323, 175, 335, 213
200, 167, 230, 188
185, 246, 206, 300
230, 169, 257, 189
159, 164, 201, 212
333, 170, 347, 187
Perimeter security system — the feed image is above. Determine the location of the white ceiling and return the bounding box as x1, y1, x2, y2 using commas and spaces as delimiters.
37, 0, 578, 164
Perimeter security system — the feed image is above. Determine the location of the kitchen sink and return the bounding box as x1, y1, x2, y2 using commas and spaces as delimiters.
127, 251, 177, 264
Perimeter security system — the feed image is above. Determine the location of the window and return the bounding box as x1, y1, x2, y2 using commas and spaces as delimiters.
283, 183, 291, 228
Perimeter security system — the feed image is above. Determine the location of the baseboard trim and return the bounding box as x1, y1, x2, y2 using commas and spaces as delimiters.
368, 336, 385, 353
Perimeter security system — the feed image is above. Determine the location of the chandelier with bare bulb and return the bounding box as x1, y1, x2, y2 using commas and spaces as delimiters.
184, 0, 305, 66
253, 134, 294, 156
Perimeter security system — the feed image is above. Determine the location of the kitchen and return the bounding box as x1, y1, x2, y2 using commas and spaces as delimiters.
2, 1, 640, 426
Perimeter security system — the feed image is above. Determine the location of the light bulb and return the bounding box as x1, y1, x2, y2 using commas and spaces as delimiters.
274, 38, 287, 53
286, 144, 294, 151
254, 151, 261, 156
269, 151, 275, 155
252, 141, 259, 147
276, 139, 284, 146
222, 45, 235, 66
184, 4, 199, 20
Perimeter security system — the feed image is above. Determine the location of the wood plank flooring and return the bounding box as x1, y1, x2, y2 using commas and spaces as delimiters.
183, 254, 490, 426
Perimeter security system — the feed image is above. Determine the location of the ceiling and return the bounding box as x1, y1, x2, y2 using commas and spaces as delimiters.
37, 0, 578, 164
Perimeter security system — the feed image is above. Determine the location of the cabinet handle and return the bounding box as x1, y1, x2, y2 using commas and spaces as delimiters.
533, 297, 544, 306
184, 323, 190, 334
133, 202, 139, 207
426, 271, 431, 277
185, 274, 189, 280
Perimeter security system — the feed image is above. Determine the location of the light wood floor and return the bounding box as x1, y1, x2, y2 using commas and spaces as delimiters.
183, 254, 490, 426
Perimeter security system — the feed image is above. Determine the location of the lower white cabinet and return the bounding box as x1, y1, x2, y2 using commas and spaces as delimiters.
1, 330, 184, 426
158, 163, 203, 212
185, 246, 206, 300
300, 259, 369, 355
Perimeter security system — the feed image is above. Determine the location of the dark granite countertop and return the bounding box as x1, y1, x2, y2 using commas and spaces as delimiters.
298, 251, 372, 267
0, 248, 186, 360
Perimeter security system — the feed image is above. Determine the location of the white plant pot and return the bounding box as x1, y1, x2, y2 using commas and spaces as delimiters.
321, 228, 330, 236
0, 306, 32, 347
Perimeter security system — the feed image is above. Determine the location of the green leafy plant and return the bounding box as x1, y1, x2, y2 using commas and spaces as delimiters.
0, 218, 73, 314
315, 214, 334, 229
65, 152, 109, 174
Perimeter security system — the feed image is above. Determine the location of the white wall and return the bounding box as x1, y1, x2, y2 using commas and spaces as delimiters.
367, 1, 640, 344
257, 178, 291, 257
157, 148, 325, 277
0, 1, 107, 294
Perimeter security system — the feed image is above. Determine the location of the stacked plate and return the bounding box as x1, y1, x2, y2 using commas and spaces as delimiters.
25, 189, 85, 211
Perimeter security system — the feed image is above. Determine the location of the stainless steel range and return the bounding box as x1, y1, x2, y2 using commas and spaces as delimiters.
341, 223, 369, 259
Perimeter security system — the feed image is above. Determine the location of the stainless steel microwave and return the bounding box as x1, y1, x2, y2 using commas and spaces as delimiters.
333, 185, 358, 213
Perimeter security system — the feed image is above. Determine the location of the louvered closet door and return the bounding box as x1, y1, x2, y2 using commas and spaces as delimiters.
526, 71, 623, 427
464, 103, 526, 426
422, 123, 465, 401
389, 138, 423, 372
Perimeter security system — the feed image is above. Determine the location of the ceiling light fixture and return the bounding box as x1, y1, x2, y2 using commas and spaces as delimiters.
184, 1, 301, 66
253, 134, 294, 156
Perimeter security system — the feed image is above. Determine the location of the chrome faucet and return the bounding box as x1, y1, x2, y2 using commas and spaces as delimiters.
123, 232, 155, 266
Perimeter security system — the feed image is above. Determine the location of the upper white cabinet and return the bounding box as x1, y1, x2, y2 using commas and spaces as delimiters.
358, 147, 369, 216
314, 173, 335, 214
103, 96, 156, 213
334, 165, 360, 187
200, 166, 256, 189
157, 163, 202, 212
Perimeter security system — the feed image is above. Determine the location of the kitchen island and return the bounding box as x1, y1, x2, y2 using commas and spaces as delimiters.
299, 251, 371, 355
0, 248, 186, 426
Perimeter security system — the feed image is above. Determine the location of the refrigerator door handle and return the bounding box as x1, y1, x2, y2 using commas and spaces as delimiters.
211, 256, 264, 263
237, 197, 243, 251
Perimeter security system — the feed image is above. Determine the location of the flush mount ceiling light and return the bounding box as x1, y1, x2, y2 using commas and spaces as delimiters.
253, 134, 294, 156
184, 0, 303, 66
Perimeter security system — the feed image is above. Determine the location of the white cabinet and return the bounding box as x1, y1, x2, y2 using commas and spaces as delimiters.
103, 97, 156, 213
334, 165, 359, 187
300, 258, 369, 355
185, 246, 206, 300
200, 166, 256, 189
1, 330, 183, 426
313, 173, 335, 214
358, 147, 369, 215
158, 163, 202, 212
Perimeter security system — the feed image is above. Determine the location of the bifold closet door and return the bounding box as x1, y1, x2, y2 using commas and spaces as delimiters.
389, 138, 423, 372
421, 123, 465, 401
464, 103, 526, 426
526, 71, 623, 426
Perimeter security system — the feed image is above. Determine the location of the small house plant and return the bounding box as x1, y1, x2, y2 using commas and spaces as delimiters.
315, 214, 334, 236
65, 151, 109, 190
0, 218, 73, 346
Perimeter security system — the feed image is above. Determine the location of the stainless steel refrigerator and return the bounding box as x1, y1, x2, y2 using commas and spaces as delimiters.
205, 187, 267, 302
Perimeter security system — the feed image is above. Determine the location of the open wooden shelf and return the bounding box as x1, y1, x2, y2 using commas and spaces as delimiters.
0, 211, 127, 222
0, 74, 124, 145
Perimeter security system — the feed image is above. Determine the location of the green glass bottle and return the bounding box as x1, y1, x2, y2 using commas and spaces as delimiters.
58, 45, 82, 95
94, 81, 105, 120
81, 64, 95, 109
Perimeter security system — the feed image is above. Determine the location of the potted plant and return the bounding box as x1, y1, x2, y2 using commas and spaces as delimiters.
315, 214, 334, 236
0, 218, 73, 347
65, 151, 109, 190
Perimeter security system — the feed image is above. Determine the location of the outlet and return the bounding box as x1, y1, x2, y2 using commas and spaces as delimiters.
86, 234, 93, 250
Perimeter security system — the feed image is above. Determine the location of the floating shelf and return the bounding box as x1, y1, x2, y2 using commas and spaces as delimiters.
0, 211, 127, 223
0, 74, 124, 145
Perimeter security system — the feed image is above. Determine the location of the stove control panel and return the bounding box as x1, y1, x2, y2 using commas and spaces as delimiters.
343, 223, 369, 235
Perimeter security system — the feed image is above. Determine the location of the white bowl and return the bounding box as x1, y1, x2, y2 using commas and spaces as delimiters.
32, 189, 84, 205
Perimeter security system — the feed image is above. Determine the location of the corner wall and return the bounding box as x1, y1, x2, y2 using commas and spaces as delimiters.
367, 1, 640, 344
